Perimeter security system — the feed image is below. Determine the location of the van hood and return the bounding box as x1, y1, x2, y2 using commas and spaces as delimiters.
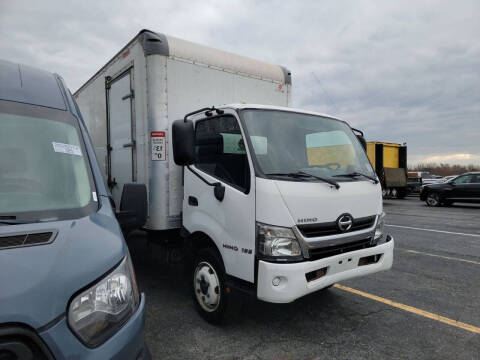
256, 178, 382, 226
0, 201, 126, 329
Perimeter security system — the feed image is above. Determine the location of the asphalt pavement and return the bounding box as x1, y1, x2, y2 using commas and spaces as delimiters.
129, 197, 480, 360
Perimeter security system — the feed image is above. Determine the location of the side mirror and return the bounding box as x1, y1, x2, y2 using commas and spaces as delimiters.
172, 119, 195, 165
356, 134, 367, 150
117, 183, 147, 234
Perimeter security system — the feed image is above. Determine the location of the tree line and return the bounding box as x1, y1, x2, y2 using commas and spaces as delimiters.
408, 163, 480, 176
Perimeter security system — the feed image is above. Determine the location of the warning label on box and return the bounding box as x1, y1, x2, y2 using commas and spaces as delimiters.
151, 131, 166, 161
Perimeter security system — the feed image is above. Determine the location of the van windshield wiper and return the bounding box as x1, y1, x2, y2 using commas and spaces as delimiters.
0, 216, 41, 225
333, 172, 379, 184
266, 171, 340, 189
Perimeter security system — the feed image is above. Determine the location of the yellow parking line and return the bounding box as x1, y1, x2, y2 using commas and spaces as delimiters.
401, 249, 480, 265
333, 284, 480, 334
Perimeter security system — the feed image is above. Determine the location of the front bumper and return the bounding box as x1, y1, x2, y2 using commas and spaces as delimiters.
257, 236, 394, 303
39, 293, 148, 360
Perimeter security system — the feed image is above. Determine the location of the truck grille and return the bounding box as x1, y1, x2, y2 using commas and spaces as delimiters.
297, 216, 376, 238
0, 231, 56, 250
0, 325, 53, 360
308, 238, 373, 261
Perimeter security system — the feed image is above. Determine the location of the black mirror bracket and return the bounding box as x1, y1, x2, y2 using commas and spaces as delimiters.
187, 165, 225, 202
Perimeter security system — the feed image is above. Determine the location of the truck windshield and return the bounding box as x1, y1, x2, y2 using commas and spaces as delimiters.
240, 109, 375, 181
0, 102, 97, 223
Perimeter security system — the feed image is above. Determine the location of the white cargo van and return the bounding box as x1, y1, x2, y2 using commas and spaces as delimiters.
76, 30, 393, 324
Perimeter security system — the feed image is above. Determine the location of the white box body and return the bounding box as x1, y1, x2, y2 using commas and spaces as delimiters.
75, 30, 291, 230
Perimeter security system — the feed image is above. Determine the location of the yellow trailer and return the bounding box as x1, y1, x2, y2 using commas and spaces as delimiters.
367, 142, 408, 198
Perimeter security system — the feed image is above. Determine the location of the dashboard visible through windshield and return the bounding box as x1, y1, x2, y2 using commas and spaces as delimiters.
240, 109, 376, 182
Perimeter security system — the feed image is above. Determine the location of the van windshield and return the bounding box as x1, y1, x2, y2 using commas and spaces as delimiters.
240, 109, 376, 181
0, 101, 97, 222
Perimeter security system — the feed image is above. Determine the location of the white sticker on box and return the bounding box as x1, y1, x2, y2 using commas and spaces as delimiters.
52, 142, 82, 156
151, 131, 166, 161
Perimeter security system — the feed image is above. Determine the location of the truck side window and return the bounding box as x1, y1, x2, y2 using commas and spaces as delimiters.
195, 116, 250, 192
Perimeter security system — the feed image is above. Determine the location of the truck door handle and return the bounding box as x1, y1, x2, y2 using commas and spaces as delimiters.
123, 142, 134, 148
188, 196, 198, 206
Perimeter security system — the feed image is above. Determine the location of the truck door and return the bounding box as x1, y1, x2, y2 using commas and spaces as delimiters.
106, 70, 135, 206
183, 113, 256, 282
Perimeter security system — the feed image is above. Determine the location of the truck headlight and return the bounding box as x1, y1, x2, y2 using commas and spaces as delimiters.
374, 212, 386, 241
68, 255, 140, 347
257, 222, 303, 261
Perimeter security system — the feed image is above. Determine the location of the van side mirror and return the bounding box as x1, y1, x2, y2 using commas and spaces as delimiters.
117, 183, 147, 234
172, 119, 195, 165
356, 134, 367, 151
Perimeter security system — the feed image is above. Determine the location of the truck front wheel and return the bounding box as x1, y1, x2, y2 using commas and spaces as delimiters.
192, 248, 230, 324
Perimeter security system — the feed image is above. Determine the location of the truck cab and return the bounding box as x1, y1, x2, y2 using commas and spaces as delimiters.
173, 104, 394, 323
0, 59, 149, 359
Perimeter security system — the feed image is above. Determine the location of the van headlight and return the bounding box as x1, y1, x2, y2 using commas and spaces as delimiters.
374, 212, 386, 241
256, 222, 303, 262
68, 255, 140, 347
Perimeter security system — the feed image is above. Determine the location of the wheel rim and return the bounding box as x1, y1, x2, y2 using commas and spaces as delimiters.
382, 188, 387, 197
391, 188, 398, 197
427, 193, 439, 206
194, 261, 221, 312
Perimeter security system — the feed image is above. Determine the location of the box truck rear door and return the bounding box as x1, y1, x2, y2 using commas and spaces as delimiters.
106, 70, 135, 206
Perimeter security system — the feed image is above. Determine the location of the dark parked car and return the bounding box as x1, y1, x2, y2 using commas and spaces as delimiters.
420, 172, 480, 206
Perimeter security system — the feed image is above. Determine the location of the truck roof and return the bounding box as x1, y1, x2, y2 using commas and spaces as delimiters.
0, 59, 67, 110
75, 29, 291, 95
220, 103, 343, 122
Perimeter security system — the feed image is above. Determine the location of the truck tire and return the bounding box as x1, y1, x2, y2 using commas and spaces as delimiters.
426, 192, 441, 207
382, 188, 388, 198
396, 188, 407, 199
391, 188, 398, 198
192, 247, 231, 324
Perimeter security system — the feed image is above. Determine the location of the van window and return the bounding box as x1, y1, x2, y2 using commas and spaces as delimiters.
194, 116, 250, 192
0, 101, 97, 221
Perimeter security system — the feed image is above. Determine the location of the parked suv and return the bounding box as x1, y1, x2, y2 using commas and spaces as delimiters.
420, 172, 480, 206
0, 60, 150, 359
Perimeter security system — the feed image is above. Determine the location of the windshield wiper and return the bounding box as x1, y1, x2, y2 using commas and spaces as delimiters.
267, 171, 340, 189
333, 172, 379, 184
0, 216, 41, 225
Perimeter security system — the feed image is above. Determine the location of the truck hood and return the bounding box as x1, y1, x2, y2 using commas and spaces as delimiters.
256, 178, 382, 226
0, 201, 126, 329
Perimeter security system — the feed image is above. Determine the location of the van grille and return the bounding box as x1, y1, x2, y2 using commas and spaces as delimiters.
0, 231, 56, 250
298, 216, 376, 238
308, 238, 373, 261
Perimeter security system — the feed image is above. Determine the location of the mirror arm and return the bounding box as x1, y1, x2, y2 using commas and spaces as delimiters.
351, 127, 364, 136
186, 165, 221, 187
186, 165, 225, 202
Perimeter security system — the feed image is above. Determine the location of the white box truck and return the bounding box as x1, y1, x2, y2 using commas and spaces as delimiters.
76, 29, 394, 324
75, 29, 291, 231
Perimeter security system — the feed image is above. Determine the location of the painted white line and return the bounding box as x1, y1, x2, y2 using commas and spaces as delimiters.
398, 248, 480, 265
385, 224, 480, 238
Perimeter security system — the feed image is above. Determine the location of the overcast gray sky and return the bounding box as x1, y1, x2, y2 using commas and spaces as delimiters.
1, 0, 479, 165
